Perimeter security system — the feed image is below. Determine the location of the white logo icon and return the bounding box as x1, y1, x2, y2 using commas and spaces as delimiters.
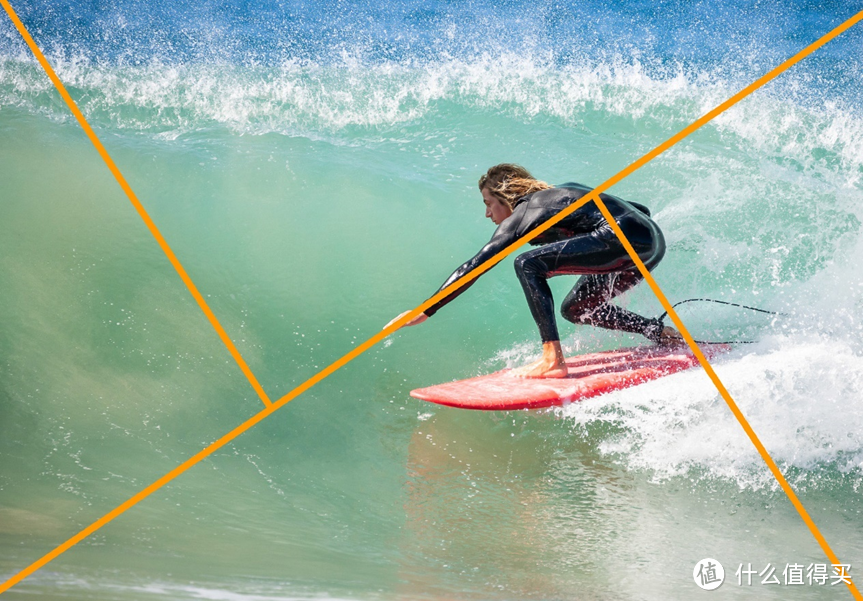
694, 558, 725, 590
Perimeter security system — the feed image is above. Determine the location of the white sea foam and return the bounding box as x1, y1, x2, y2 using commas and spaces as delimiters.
555, 328, 863, 491
2, 50, 862, 183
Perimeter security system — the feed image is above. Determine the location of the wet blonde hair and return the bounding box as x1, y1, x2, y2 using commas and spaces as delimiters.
478, 163, 552, 209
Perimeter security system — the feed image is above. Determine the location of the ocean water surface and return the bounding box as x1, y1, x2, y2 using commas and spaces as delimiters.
2, 1, 863, 599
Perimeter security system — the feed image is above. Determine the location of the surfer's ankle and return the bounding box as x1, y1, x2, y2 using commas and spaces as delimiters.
543, 340, 566, 362
659, 326, 684, 346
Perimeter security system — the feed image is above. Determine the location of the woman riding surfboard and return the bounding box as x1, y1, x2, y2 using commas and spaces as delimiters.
388, 164, 683, 378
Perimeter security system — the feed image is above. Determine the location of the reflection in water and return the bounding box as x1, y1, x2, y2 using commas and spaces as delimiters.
397, 408, 642, 599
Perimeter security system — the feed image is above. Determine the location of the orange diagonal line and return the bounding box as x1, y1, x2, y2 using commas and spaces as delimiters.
0, 0, 272, 408
2, 5, 862, 597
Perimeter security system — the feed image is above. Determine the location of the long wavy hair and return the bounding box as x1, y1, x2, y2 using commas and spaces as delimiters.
478, 163, 552, 209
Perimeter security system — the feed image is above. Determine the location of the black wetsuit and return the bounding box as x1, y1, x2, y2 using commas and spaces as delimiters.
425, 183, 666, 343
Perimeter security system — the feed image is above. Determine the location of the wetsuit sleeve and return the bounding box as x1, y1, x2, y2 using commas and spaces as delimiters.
424, 211, 524, 317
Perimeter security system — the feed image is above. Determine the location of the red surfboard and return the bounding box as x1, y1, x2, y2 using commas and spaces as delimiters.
410, 344, 730, 411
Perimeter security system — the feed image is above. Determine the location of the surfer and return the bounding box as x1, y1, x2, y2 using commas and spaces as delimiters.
388, 164, 683, 378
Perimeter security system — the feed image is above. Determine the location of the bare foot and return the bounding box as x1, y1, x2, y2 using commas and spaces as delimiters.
510, 357, 568, 378
509, 341, 568, 378
659, 326, 685, 346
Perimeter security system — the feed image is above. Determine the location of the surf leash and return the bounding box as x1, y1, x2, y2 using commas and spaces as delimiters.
657, 297, 788, 344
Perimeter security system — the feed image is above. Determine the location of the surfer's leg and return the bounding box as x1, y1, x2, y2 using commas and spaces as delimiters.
511, 242, 581, 378
513, 248, 561, 343
512, 230, 634, 341
514, 228, 643, 337
510, 230, 647, 377
560, 271, 666, 342
550, 216, 680, 343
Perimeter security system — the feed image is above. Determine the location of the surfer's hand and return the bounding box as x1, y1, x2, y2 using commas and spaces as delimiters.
385, 311, 427, 331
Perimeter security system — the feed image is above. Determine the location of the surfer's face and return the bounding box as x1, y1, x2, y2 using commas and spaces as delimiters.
482, 187, 513, 225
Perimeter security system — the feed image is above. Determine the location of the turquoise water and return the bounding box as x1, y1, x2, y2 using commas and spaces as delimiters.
3, 1, 863, 599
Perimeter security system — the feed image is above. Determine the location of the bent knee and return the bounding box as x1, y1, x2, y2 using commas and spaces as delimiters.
513, 253, 546, 279
560, 300, 593, 325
